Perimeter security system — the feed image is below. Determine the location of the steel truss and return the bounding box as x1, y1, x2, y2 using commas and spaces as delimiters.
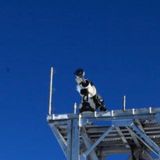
47, 108, 160, 160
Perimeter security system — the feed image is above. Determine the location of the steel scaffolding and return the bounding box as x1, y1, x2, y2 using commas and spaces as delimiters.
47, 107, 160, 160
47, 67, 160, 159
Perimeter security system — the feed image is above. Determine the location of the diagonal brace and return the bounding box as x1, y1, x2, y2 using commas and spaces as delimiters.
116, 127, 130, 149
130, 123, 160, 157
83, 127, 113, 157
49, 123, 67, 157
141, 150, 154, 160
81, 127, 99, 160
127, 127, 141, 148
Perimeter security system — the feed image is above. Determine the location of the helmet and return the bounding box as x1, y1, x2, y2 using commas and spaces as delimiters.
74, 68, 85, 77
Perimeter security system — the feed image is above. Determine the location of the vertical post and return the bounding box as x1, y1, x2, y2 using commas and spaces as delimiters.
67, 119, 80, 160
67, 120, 72, 159
123, 95, 126, 111
49, 67, 54, 115
74, 102, 77, 114
81, 127, 99, 160
149, 107, 152, 114
71, 119, 80, 160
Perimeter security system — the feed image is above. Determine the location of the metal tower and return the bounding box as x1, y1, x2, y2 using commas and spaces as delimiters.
47, 68, 160, 160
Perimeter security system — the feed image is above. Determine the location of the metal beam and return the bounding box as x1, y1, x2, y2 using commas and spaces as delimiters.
116, 127, 130, 149
48, 107, 160, 160
84, 127, 113, 157
67, 120, 72, 160
130, 123, 160, 157
141, 150, 154, 160
112, 119, 141, 148
49, 123, 67, 157
81, 127, 99, 160
127, 127, 141, 148
129, 148, 154, 160
135, 119, 145, 132
47, 107, 160, 121
48, 66, 54, 115
67, 119, 80, 160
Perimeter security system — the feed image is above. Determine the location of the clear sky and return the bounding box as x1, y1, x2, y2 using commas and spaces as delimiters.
0, 0, 160, 159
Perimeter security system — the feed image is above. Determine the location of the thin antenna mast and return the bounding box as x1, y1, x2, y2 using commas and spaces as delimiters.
48, 66, 54, 115
123, 95, 126, 111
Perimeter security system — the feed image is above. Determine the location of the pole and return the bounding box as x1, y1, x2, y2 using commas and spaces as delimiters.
123, 95, 126, 111
49, 67, 54, 115
74, 102, 77, 114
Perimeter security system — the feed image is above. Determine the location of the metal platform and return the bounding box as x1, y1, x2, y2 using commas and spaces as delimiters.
47, 107, 160, 160
46, 68, 160, 159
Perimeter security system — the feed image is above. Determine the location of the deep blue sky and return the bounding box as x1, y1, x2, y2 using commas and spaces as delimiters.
0, 0, 160, 159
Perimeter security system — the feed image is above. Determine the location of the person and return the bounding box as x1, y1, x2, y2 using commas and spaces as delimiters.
74, 68, 107, 113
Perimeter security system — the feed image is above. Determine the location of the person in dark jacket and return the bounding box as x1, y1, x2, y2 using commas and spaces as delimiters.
74, 68, 107, 113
